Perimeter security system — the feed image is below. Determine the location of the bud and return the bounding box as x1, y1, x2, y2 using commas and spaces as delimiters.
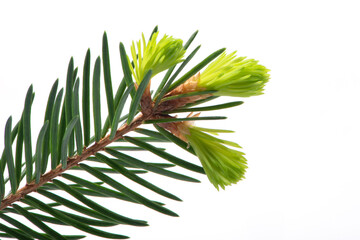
158, 52, 269, 112
198, 52, 270, 97
161, 119, 248, 190
130, 32, 185, 84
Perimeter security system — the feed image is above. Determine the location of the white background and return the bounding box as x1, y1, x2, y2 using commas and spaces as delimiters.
1, 0, 360, 239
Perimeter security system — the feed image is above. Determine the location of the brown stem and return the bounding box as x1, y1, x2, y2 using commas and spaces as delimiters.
0, 77, 209, 211
0, 113, 149, 211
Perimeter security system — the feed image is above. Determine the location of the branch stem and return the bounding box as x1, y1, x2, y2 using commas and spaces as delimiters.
0, 113, 147, 211
0, 79, 213, 211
